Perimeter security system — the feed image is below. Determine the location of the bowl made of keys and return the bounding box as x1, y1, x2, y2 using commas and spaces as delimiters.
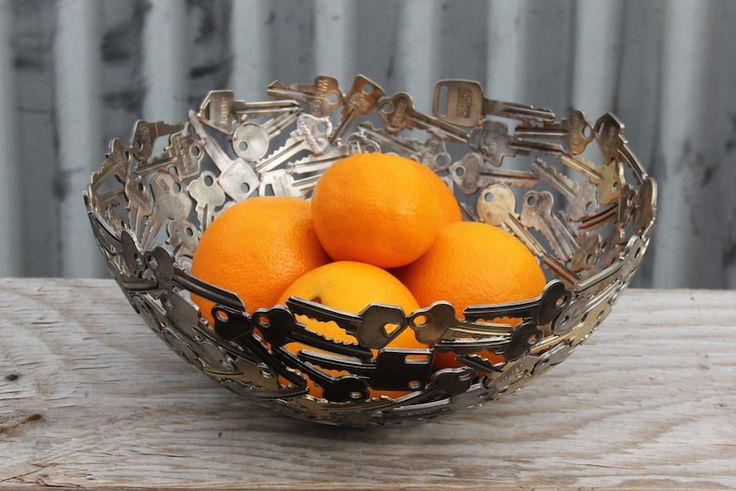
84, 75, 656, 426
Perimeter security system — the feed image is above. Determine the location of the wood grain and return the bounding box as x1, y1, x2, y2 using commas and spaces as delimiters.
1, 279, 735, 490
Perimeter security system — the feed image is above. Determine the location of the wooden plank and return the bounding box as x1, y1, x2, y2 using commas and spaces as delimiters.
1, 279, 734, 489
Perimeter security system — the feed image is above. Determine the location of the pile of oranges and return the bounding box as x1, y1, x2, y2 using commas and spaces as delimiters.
191, 153, 547, 396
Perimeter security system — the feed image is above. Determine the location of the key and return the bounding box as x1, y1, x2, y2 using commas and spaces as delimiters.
468, 120, 518, 167
514, 109, 594, 155
476, 184, 545, 257
378, 92, 469, 143
187, 171, 226, 229
141, 173, 193, 248
616, 183, 636, 230
255, 114, 332, 174
90, 138, 128, 195
520, 191, 570, 261
432, 79, 556, 127
568, 232, 601, 272
231, 109, 301, 162
125, 175, 154, 237
329, 75, 385, 144
634, 176, 656, 236
136, 127, 204, 180
198, 90, 301, 134
532, 158, 598, 220
130, 120, 184, 162
357, 122, 451, 170
594, 111, 647, 182
559, 153, 624, 205
450, 152, 539, 194
267, 75, 344, 117
166, 219, 199, 261
285, 145, 348, 176
188, 110, 260, 201
345, 131, 381, 155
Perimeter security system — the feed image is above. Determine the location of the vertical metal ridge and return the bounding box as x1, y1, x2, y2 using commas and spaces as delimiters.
652, 0, 713, 288
395, 0, 439, 110
314, 0, 357, 89
142, 0, 188, 122
0, 0, 22, 275
230, 0, 271, 101
54, 0, 107, 277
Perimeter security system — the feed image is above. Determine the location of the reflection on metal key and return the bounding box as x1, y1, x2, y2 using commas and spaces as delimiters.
255, 114, 332, 174
231, 110, 301, 162
520, 191, 571, 261
432, 79, 556, 127
188, 110, 259, 201
141, 173, 193, 248
267, 75, 344, 117
136, 128, 204, 179
514, 109, 594, 155
167, 219, 199, 260
559, 154, 624, 205
450, 152, 539, 194
187, 171, 226, 229
357, 122, 451, 170
378, 92, 468, 143
476, 184, 544, 257
594, 112, 624, 165
330, 75, 384, 144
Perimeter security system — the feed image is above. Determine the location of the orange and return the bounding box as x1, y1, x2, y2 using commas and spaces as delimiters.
395, 221, 547, 370
311, 153, 442, 268
191, 196, 329, 324
412, 161, 462, 227
278, 261, 426, 398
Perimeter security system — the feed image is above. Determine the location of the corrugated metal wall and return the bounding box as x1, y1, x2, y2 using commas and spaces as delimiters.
1, 0, 735, 288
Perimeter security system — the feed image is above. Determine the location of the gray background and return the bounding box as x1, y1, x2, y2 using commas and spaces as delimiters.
0, 0, 734, 288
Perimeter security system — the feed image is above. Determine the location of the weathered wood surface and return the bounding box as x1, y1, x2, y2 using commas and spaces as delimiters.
1, 279, 735, 490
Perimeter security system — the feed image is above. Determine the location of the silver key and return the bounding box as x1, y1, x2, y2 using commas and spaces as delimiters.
450, 152, 539, 194
267, 75, 344, 117
167, 219, 199, 261
141, 173, 193, 248
188, 110, 259, 201
198, 90, 301, 134
125, 176, 154, 237
514, 109, 594, 155
232, 109, 301, 162
136, 127, 204, 179
345, 131, 381, 155
258, 170, 321, 197
520, 191, 570, 261
357, 122, 451, 170
285, 146, 348, 176
187, 171, 226, 229
255, 114, 332, 174
130, 120, 184, 162
330, 75, 384, 144
378, 91, 468, 143
532, 158, 598, 220
432, 79, 556, 127
468, 120, 518, 167
476, 184, 545, 257
559, 154, 624, 205
90, 138, 128, 195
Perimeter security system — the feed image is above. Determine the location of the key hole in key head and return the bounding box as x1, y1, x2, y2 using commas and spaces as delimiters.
204, 174, 214, 186
190, 145, 201, 158
241, 182, 250, 193
526, 194, 537, 206
361, 84, 374, 95
454, 165, 466, 177
483, 192, 494, 203
327, 92, 339, 104
380, 101, 394, 114
238, 141, 248, 152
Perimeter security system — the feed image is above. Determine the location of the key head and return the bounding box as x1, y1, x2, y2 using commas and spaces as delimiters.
309, 75, 344, 116
378, 92, 417, 134
343, 75, 385, 115
294, 114, 332, 154
470, 120, 516, 167
187, 171, 226, 208
449, 152, 484, 194
232, 122, 270, 161
477, 184, 517, 225
218, 160, 260, 201
564, 109, 595, 154
594, 113, 625, 165
522, 190, 555, 220
598, 159, 624, 205
130, 120, 183, 162
432, 79, 485, 127
150, 173, 193, 220
125, 176, 154, 214
169, 129, 203, 179
167, 219, 199, 260
569, 232, 601, 272
198, 90, 237, 134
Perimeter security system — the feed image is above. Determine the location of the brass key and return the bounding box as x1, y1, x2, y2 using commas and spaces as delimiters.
378, 92, 468, 143
329, 75, 384, 144
267, 75, 344, 117
432, 79, 556, 127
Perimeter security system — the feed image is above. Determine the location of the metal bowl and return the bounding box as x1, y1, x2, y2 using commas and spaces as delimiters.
84, 75, 656, 427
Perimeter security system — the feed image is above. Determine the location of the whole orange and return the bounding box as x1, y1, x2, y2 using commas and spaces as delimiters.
412, 161, 462, 227
191, 196, 329, 324
311, 153, 441, 268
395, 221, 547, 370
278, 261, 426, 398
